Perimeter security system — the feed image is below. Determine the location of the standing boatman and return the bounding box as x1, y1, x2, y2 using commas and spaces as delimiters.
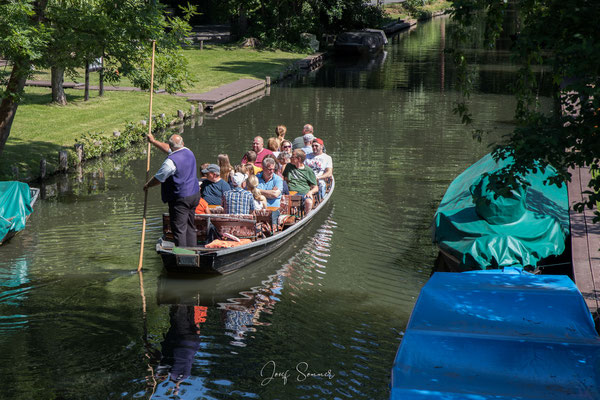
143, 133, 200, 247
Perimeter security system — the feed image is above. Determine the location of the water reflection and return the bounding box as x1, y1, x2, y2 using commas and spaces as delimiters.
148, 212, 336, 397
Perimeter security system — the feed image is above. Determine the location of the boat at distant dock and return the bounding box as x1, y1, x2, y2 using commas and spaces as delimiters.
334, 29, 388, 56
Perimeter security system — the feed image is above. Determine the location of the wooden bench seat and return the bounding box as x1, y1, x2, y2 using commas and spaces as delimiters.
163, 213, 257, 244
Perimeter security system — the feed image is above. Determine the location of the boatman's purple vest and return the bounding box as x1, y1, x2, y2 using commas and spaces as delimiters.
161, 148, 199, 203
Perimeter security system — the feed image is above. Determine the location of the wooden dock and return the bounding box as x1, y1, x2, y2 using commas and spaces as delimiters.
568, 165, 600, 323
186, 78, 265, 112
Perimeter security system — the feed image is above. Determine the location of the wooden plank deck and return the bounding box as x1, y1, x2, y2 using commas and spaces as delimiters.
186, 78, 265, 111
568, 165, 600, 322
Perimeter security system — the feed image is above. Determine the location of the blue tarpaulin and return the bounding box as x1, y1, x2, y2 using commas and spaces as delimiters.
0, 181, 33, 243
391, 270, 600, 399
433, 154, 569, 270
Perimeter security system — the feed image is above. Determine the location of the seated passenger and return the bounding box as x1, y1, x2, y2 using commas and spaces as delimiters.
246, 175, 268, 211
195, 197, 210, 214
200, 164, 231, 205
217, 154, 234, 185
283, 149, 318, 213
241, 136, 273, 167
242, 151, 262, 175
222, 172, 255, 214
304, 138, 333, 198
257, 158, 283, 208
301, 132, 315, 155
292, 124, 313, 150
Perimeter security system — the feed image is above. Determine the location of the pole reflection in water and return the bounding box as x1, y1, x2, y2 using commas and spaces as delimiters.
148, 210, 336, 398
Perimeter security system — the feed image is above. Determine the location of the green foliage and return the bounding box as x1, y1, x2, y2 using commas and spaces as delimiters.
77, 115, 174, 160
220, 0, 386, 48
449, 0, 600, 216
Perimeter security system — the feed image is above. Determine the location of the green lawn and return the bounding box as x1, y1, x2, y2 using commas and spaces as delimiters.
1, 45, 309, 180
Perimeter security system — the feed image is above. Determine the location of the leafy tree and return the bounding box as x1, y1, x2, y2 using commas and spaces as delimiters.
449, 0, 600, 218
0, 0, 194, 157
0, 0, 49, 156
220, 0, 385, 48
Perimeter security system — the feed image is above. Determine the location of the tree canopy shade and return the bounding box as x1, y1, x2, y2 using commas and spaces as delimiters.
221, 0, 385, 48
0, 0, 195, 157
449, 0, 600, 219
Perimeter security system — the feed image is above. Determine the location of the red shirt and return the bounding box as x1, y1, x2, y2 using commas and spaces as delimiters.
242, 148, 273, 167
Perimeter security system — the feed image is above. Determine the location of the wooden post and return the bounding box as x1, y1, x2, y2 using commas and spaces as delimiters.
40, 158, 47, 180
138, 40, 157, 272
200, 40, 203, 50
75, 143, 84, 164
59, 151, 68, 172
177, 109, 185, 120
266, 76, 271, 86
190, 104, 195, 115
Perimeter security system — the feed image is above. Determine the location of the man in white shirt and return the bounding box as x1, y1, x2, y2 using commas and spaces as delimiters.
304, 138, 333, 199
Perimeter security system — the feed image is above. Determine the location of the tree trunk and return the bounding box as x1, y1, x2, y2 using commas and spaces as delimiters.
84, 61, 90, 101
51, 66, 67, 105
99, 54, 104, 96
0, 60, 29, 157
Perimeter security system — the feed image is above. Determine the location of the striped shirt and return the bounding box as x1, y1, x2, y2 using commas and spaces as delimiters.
222, 187, 255, 215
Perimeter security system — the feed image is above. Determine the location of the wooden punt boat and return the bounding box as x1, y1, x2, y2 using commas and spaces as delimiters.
0, 182, 40, 245
156, 177, 334, 274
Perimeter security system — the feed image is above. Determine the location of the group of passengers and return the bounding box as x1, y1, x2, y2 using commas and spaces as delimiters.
197, 123, 333, 220
144, 124, 333, 247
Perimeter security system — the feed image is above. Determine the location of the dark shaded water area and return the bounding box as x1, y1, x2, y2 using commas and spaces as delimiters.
0, 16, 548, 399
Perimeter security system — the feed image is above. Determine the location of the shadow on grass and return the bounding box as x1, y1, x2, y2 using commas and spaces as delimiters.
0, 138, 63, 181
210, 58, 304, 79
21, 89, 88, 105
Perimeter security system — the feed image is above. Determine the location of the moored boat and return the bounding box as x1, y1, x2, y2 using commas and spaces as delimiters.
432, 153, 570, 273
334, 29, 388, 56
0, 182, 39, 245
390, 268, 600, 399
156, 177, 334, 274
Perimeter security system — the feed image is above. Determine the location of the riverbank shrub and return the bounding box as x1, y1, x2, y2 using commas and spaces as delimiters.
77, 115, 175, 160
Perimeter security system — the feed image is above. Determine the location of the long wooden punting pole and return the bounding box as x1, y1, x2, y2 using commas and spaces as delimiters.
138, 40, 157, 272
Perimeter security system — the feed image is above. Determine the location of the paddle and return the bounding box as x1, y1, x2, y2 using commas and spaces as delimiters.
138, 40, 157, 272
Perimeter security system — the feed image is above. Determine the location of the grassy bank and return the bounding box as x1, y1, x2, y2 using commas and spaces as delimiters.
384, 0, 451, 22
1, 45, 308, 180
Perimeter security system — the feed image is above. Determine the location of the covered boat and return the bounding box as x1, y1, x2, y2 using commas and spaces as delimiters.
156, 178, 334, 274
334, 29, 388, 56
391, 269, 600, 399
433, 153, 569, 272
0, 181, 39, 245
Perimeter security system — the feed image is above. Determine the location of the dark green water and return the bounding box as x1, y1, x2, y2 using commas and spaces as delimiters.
0, 17, 539, 399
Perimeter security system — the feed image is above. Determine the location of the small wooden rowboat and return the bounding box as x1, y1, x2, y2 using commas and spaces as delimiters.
156, 177, 334, 274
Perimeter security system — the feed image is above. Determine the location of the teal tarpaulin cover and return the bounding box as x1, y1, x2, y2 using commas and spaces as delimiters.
0, 181, 33, 242
433, 154, 569, 270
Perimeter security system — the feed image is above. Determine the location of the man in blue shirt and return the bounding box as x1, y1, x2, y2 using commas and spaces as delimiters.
257, 158, 283, 227
222, 172, 255, 214
200, 164, 231, 205
144, 133, 200, 247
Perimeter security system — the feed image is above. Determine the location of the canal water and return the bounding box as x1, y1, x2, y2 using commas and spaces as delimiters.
0, 16, 542, 400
